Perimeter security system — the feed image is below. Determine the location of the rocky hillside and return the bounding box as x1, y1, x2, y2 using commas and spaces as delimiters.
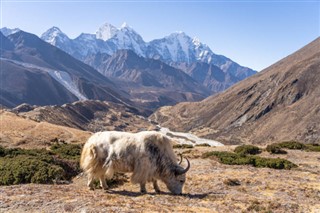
12, 100, 155, 133
150, 37, 320, 145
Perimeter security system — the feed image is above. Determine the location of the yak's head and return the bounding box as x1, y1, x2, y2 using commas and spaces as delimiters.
163, 156, 190, 195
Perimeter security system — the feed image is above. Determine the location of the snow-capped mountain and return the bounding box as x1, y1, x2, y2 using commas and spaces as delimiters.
38, 22, 257, 92
41, 22, 147, 59
108, 23, 147, 57
0, 30, 130, 108
0, 27, 21, 36
40, 27, 75, 55
147, 31, 213, 64
96, 22, 119, 41
39, 22, 256, 77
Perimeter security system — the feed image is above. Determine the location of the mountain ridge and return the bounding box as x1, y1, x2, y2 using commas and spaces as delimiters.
150, 37, 320, 145
0, 30, 131, 108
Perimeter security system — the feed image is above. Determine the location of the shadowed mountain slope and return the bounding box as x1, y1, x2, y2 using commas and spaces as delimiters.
84, 49, 211, 109
0, 31, 130, 108
150, 37, 320, 145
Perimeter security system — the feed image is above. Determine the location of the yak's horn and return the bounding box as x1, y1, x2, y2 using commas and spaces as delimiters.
178, 154, 183, 165
175, 157, 190, 175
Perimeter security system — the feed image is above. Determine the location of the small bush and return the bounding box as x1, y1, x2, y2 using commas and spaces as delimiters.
195, 143, 211, 147
252, 156, 296, 169
0, 155, 65, 185
50, 143, 82, 160
173, 144, 194, 149
266, 144, 287, 154
202, 151, 297, 170
203, 151, 255, 165
0, 144, 82, 185
267, 141, 320, 153
276, 141, 306, 150
305, 143, 320, 152
234, 145, 261, 155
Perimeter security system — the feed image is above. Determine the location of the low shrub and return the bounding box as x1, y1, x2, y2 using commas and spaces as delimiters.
234, 145, 261, 155
276, 141, 306, 150
202, 151, 297, 170
305, 143, 320, 152
266, 144, 287, 154
195, 143, 211, 147
50, 143, 82, 160
0, 144, 82, 185
173, 144, 194, 149
267, 141, 320, 153
252, 156, 296, 169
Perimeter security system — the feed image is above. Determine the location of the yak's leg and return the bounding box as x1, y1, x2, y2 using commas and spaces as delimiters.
153, 179, 161, 193
140, 182, 147, 194
87, 174, 94, 190
99, 175, 108, 190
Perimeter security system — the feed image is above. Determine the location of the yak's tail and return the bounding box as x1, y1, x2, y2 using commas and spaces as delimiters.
80, 142, 98, 175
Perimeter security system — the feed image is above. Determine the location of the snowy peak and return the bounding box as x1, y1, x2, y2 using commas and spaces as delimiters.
0, 27, 21, 36
96, 22, 119, 41
148, 31, 208, 63
41, 26, 70, 45
120, 22, 130, 29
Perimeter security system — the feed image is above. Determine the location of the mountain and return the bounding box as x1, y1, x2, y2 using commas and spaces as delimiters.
0, 31, 130, 108
39, 23, 257, 92
96, 22, 119, 41
0, 32, 14, 51
40, 27, 75, 55
150, 37, 320, 145
0, 27, 20, 36
171, 61, 238, 93
84, 49, 210, 109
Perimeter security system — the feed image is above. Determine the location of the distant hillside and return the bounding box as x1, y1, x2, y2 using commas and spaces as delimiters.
13, 100, 155, 133
150, 37, 320, 145
0, 31, 130, 108
84, 49, 210, 109
0, 110, 90, 149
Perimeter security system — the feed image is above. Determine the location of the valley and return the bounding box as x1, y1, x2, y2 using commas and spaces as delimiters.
0, 7, 319, 212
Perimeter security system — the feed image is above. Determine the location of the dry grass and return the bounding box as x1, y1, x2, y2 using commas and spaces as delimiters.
0, 146, 319, 212
0, 110, 90, 149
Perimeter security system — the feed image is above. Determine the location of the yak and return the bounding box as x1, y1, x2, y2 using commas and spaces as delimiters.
80, 131, 190, 195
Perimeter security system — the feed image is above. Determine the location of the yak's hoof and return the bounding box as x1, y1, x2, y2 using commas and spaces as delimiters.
140, 189, 147, 194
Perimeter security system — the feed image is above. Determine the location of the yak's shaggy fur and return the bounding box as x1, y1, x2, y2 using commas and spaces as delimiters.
80, 131, 190, 194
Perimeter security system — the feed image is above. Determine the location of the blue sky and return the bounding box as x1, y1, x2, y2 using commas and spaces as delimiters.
1, 0, 319, 71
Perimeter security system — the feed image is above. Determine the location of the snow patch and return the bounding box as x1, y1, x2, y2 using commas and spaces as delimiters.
48, 70, 87, 100
0, 58, 87, 101
159, 127, 224, 147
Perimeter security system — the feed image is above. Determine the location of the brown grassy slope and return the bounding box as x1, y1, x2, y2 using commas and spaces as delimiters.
0, 110, 91, 148
150, 37, 320, 145
14, 100, 156, 133
0, 146, 319, 212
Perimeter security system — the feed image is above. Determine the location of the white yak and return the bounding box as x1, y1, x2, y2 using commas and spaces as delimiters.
80, 131, 190, 194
